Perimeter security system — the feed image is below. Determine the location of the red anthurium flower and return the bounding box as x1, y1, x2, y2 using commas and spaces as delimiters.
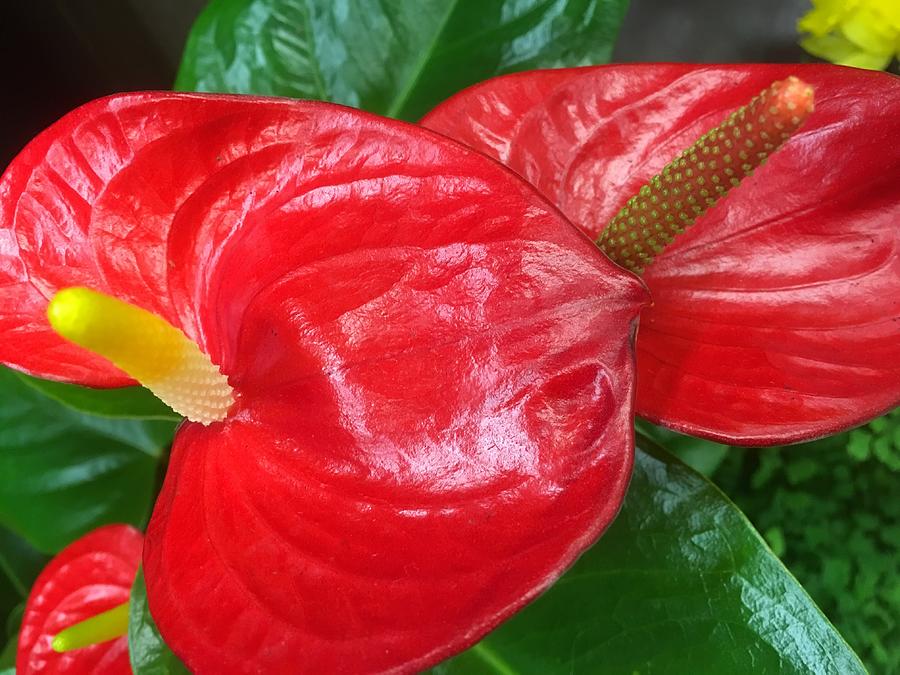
422, 64, 900, 445
0, 94, 646, 672
18, 524, 142, 674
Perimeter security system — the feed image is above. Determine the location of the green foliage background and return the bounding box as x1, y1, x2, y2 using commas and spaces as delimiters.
715, 409, 900, 674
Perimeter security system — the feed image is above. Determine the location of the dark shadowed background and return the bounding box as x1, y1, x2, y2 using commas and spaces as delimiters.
0, 0, 811, 167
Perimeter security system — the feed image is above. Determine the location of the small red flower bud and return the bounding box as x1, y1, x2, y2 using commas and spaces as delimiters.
17, 525, 141, 675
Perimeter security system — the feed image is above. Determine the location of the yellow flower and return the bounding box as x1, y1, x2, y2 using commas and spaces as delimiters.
798, 0, 900, 70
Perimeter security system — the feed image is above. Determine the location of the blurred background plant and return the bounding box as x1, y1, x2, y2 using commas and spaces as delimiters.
718, 411, 900, 673
798, 0, 900, 70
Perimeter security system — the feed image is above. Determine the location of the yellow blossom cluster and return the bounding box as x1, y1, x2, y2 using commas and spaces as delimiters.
798, 0, 900, 70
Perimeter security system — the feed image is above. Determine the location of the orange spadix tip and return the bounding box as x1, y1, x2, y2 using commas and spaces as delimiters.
771, 76, 815, 119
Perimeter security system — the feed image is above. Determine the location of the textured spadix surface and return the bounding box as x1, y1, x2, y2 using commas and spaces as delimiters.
0, 93, 646, 672
17, 525, 141, 674
47, 287, 234, 424
423, 63, 900, 445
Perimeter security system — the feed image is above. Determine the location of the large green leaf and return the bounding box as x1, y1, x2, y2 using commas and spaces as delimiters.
0, 367, 178, 553
714, 408, 900, 674
129, 569, 189, 675
432, 436, 864, 674
16, 372, 179, 421
176, 0, 630, 120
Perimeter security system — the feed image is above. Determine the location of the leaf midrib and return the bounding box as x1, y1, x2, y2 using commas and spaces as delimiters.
297, 0, 328, 100
468, 641, 519, 675
385, 0, 460, 118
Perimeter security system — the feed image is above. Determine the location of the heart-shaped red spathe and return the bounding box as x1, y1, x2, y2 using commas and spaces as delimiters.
17, 524, 141, 675
0, 93, 646, 672
422, 63, 900, 446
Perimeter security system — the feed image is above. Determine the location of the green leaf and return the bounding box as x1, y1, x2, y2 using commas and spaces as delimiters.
15, 372, 180, 421
0, 367, 178, 553
176, 0, 631, 120
129, 569, 189, 675
713, 408, 900, 673
432, 436, 864, 674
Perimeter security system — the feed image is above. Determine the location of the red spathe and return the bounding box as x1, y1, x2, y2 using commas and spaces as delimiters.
423, 63, 900, 445
0, 94, 646, 672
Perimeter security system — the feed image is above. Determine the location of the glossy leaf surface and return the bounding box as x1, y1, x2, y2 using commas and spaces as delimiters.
17, 525, 141, 675
128, 570, 188, 675
0, 367, 174, 553
175, 0, 630, 120
423, 64, 900, 445
0, 93, 645, 672
431, 437, 865, 674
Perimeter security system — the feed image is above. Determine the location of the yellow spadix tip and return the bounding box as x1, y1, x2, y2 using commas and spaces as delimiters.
47, 286, 235, 425
51, 601, 130, 653
47, 287, 94, 345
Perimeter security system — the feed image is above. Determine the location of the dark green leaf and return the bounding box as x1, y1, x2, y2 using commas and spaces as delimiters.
432, 436, 864, 674
0, 525, 48, 626
0, 637, 14, 671
15, 372, 180, 421
0, 367, 178, 553
0, 526, 46, 599
129, 569, 189, 675
4, 603, 23, 641
0, 600, 20, 673
176, 0, 631, 120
